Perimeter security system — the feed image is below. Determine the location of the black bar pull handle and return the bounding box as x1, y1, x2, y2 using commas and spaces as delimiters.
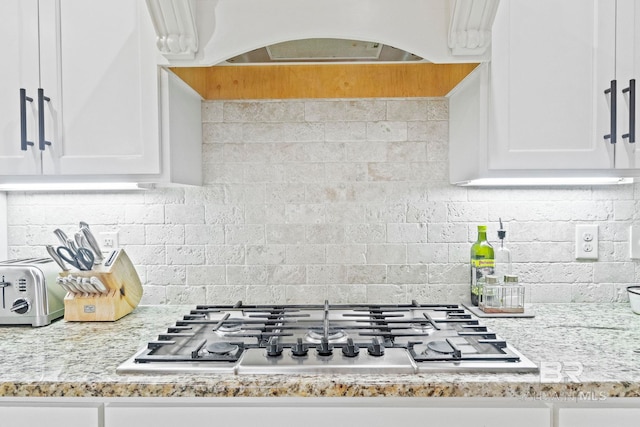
604, 80, 617, 144
622, 79, 636, 143
19, 89, 35, 151
38, 88, 52, 151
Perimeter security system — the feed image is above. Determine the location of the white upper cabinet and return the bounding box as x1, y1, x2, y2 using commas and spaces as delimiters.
0, 0, 40, 175
449, 0, 640, 183
488, 0, 614, 170
0, 0, 202, 185
38, 0, 160, 176
614, 0, 640, 168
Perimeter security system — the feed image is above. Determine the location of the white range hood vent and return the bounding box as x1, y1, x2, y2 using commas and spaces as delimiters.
145, 0, 499, 65
227, 38, 424, 63
267, 39, 385, 61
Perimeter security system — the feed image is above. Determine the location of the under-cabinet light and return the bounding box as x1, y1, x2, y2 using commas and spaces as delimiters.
458, 177, 634, 186
0, 182, 155, 192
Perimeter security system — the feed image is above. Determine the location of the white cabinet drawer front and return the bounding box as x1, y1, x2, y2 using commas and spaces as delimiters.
106, 402, 551, 427
0, 403, 100, 427
559, 407, 640, 427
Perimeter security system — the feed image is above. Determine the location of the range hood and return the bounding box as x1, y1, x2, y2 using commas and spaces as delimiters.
226, 38, 424, 64
145, 0, 500, 65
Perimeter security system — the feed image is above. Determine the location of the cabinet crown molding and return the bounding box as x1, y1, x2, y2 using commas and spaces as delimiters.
448, 0, 500, 55
145, 0, 199, 60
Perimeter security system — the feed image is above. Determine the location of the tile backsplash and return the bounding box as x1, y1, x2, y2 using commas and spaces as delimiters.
6, 98, 640, 305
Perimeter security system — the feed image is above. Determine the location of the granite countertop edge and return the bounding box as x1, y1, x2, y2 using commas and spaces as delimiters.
2, 380, 640, 399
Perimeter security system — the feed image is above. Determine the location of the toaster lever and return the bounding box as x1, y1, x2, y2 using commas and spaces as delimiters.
0, 280, 9, 310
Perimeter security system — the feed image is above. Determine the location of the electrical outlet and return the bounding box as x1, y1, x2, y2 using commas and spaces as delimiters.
99, 231, 119, 250
575, 224, 598, 260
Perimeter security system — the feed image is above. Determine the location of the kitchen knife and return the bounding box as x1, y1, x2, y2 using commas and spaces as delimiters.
66, 238, 79, 253
46, 244, 69, 271
56, 277, 75, 294
80, 226, 104, 262
70, 275, 91, 294
81, 278, 101, 294
74, 231, 100, 265
61, 276, 82, 294
53, 229, 69, 247
89, 276, 109, 294
74, 232, 87, 249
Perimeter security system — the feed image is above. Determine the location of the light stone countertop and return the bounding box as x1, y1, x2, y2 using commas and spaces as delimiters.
1, 303, 640, 399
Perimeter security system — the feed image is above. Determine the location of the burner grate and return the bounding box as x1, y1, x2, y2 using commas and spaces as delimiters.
117, 300, 539, 375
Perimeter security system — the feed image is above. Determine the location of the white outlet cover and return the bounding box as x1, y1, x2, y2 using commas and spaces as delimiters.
631, 226, 640, 259
99, 231, 119, 251
575, 224, 598, 260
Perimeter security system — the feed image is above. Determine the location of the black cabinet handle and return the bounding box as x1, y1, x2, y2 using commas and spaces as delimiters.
604, 80, 617, 144
622, 79, 636, 143
38, 88, 52, 151
19, 89, 34, 151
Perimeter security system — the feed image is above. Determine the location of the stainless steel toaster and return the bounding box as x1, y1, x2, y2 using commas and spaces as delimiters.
0, 258, 65, 327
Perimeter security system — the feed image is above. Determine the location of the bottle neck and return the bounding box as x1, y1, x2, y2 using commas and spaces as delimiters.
478, 231, 487, 241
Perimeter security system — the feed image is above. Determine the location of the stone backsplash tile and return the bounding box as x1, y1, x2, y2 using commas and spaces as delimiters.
6, 97, 640, 305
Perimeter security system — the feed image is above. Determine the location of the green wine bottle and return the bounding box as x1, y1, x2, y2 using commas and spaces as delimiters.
470, 225, 495, 306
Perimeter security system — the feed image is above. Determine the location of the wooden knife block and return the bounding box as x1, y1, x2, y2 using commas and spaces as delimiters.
60, 249, 143, 322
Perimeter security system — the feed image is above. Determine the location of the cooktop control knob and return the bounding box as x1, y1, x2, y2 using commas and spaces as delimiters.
367, 337, 385, 357
342, 338, 360, 357
291, 338, 309, 357
316, 337, 333, 356
266, 336, 283, 357
10, 298, 30, 315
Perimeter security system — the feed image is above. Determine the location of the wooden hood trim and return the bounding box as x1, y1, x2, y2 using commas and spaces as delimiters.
170, 63, 479, 100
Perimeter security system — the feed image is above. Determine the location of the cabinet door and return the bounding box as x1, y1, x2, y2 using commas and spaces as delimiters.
615, 0, 640, 168
559, 407, 640, 427
0, 403, 100, 427
489, 0, 615, 170
106, 402, 550, 427
38, 0, 161, 176
0, 0, 42, 175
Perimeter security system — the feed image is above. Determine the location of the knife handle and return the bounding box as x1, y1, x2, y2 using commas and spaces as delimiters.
53, 228, 69, 247
81, 227, 104, 262
66, 238, 79, 253
46, 244, 69, 271
90, 276, 110, 294
75, 232, 87, 249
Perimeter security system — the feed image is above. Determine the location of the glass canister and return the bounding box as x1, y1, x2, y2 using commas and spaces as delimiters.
480, 274, 525, 313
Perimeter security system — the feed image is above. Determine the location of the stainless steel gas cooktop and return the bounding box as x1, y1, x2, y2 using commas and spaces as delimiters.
117, 301, 538, 375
